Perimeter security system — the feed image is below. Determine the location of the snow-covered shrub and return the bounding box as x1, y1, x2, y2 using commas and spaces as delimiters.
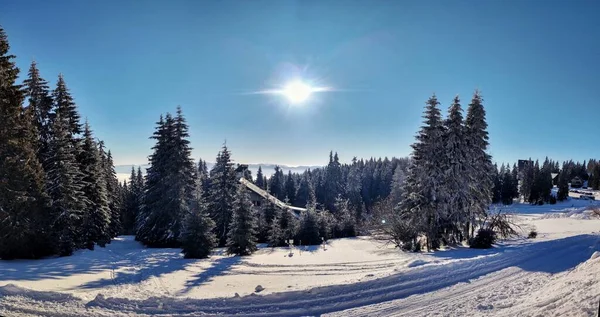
296, 209, 322, 245
469, 229, 496, 249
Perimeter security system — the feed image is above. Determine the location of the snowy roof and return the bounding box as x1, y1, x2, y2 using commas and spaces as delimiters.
239, 178, 303, 218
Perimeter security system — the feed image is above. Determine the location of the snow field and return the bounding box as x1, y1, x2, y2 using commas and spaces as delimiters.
0, 200, 599, 316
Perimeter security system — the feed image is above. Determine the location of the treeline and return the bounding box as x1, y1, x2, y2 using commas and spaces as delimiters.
0, 27, 121, 259
122, 106, 407, 257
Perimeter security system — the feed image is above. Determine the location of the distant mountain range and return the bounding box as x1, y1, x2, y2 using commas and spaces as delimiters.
114, 163, 321, 182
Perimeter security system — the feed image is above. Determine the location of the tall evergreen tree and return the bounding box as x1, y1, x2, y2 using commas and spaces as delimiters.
255, 166, 265, 189
464, 91, 493, 238
397, 94, 446, 250
79, 122, 111, 249
137, 109, 196, 246
104, 150, 121, 238
323, 152, 344, 212
441, 96, 471, 241
269, 166, 285, 200
208, 144, 237, 246
46, 111, 88, 256
23, 61, 53, 169
226, 183, 258, 256
295, 170, 313, 208
181, 178, 216, 259
284, 171, 297, 205
557, 162, 570, 201
0, 27, 51, 259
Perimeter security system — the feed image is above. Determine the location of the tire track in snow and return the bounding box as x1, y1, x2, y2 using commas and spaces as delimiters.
85, 234, 598, 316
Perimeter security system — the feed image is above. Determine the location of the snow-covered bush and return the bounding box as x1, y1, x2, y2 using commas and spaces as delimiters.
469, 229, 496, 249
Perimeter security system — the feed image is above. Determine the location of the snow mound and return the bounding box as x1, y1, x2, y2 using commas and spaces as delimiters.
0, 284, 79, 303
590, 251, 600, 260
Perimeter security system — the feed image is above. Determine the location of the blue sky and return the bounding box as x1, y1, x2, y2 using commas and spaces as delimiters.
2, 0, 599, 166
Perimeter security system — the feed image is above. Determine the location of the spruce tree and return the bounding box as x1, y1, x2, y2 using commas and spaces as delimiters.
226, 183, 258, 256
398, 94, 446, 250
181, 179, 216, 259
46, 111, 88, 256
137, 109, 196, 247
334, 196, 356, 238
255, 166, 265, 189
557, 162, 570, 201
0, 27, 51, 259
23, 61, 53, 169
295, 171, 313, 208
269, 166, 285, 200
104, 150, 122, 237
284, 171, 297, 205
79, 122, 111, 249
136, 115, 170, 244
208, 144, 237, 246
464, 91, 493, 238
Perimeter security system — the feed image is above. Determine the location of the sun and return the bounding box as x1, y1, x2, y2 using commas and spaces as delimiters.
281, 81, 314, 104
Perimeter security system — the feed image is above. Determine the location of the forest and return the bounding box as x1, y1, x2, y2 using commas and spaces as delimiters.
2, 25, 600, 260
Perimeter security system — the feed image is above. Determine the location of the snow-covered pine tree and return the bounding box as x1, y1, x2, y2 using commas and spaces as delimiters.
397, 94, 446, 250
23, 61, 53, 170
104, 150, 122, 237
500, 165, 516, 205
208, 143, 237, 246
295, 170, 313, 208
333, 196, 356, 238
284, 171, 297, 206
181, 177, 216, 259
345, 158, 364, 221
226, 183, 258, 256
464, 91, 493, 239
79, 122, 111, 249
557, 162, 569, 201
492, 163, 502, 204
255, 166, 265, 189
441, 96, 471, 242
52, 74, 82, 137
121, 167, 139, 234
323, 152, 344, 213
136, 115, 168, 243
46, 111, 88, 256
296, 192, 322, 245
137, 109, 196, 247
0, 27, 51, 259
269, 166, 285, 200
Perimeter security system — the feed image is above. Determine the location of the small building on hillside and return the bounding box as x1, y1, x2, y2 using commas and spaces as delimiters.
570, 176, 584, 188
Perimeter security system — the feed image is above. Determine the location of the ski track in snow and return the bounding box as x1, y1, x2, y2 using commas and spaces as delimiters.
1, 202, 600, 316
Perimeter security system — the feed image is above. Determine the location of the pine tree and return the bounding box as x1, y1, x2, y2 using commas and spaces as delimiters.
23, 61, 53, 169
334, 196, 356, 238
398, 94, 446, 250
557, 162, 570, 201
269, 166, 285, 200
255, 166, 265, 189
295, 171, 313, 208
491, 164, 502, 204
464, 91, 493, 238
181, 179, 216, 259
52, 74, 82, 137
324, 152, 344, 213
226, 183, 258, 256
121, 166, 139, 234
441, 96, 471, 242
46, 111, 88, 256
104, 150, 121, 237
79, 122, 111, 249
346, 158, 364, 221
208, 144, 237, 246
284, 171, 297, 205
136, 109, 196, 247
0, 27, 51, 259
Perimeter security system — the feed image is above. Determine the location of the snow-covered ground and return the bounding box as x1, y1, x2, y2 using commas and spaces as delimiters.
1, 199, 599, 316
